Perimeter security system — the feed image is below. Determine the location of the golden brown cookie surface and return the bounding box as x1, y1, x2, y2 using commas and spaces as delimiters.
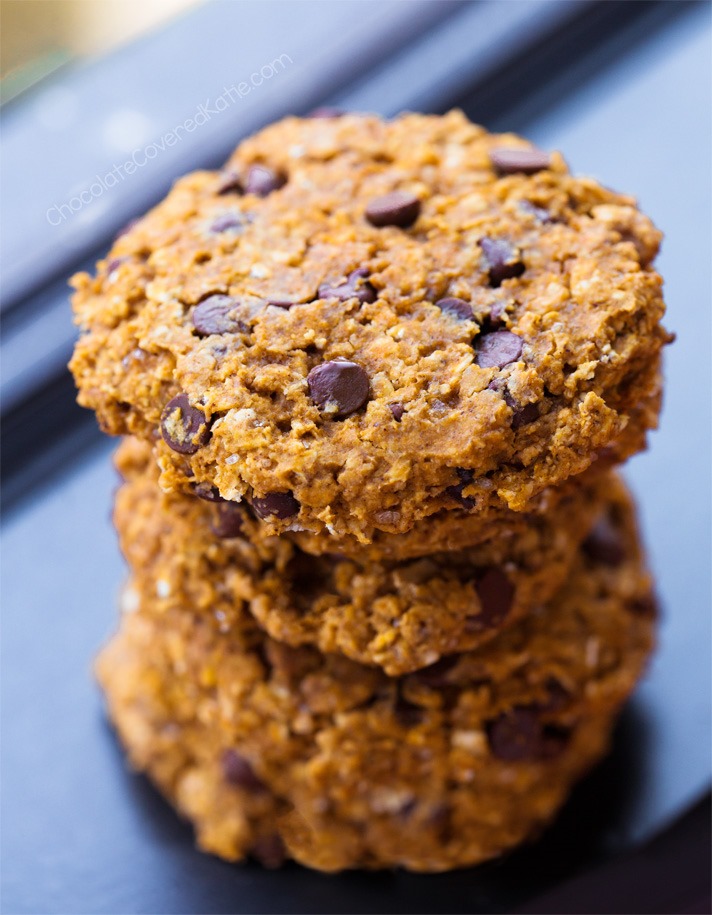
98, 478, 655, 872
116, 437, 621, 675
71, 111, 669, 541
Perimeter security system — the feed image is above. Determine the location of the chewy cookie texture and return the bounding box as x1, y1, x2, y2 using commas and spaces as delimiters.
98, 483, 655, 872
70, 109, 669, 542
70, 109, 669, 873
117, 437, 615, 676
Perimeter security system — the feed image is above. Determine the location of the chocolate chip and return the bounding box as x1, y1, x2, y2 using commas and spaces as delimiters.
221, 749, 266, 791
211, 503, 245, 538
307, 106, 344, 118
479, 237, 525, 287
486, 707, 570, 761
160, 394, 211, 455
446, 467, 476, 509
307, 360, 370, 418
475, 330, 523, 368
518, 199, 553, 223
414, 655, 458, 688
435, 297, 473, 320
490, 146, 551, 175
192, 295, 245, 336
209, 212, 247, 234
318, 267, 376, 304
252, 491, 300, 521
428, 804, 453, 843
471, 567, 514, 629
192, 482, 224, 502
252, 834, 286, 868
216, 170, 242, 195
389, 402, 405, 422
488, 379, 539, 428
244, 165, 286, 197
478, 300, 509, 334
583, 517, 626, 566
106, 256, 128, 274
511, 401, 539, 430
627, 593, 658, 618
365, 191, 420, 228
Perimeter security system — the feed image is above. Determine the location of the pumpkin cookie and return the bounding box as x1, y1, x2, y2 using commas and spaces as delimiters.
115, 437, 616, 675
98, 479, 655, 871
71, 110, 669, 542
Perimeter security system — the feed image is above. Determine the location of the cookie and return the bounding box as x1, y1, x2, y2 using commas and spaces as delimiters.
116, 437, 612, 675
71, 110, 670, 542
97, 487, 656, 872
290, 360, 661, 558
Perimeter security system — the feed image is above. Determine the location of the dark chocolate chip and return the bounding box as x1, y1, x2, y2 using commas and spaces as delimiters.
475, 330, 523, 368
413, 655, 458, 688
398, 797, 419, 821
490, 146, 551, 175
365, 191, 420, 228
252, 491, 300, 521
489, 380, 539, 428
446, 486, 475, 509
216, 170, 242, 195
209, 212, 247, 234
471, 567, 514, 629
582, 517, 626, 567
435, 297, 473, 320
192, 295, 245, 336
307, 360, 370, 418
244, 165, 286, 197
428, 804, 453, 843
106, 256, 128, 274
307, 106, 345, 118
627, 593, 658, 618
389, 402, 405, 422
487, 707, 570, 761
221, 749, 266, 791
479, 298, 509, 333
510, 399, 539, 430
446, 467, 476, 509
160, 394, 211, 455
318, 267, 377, 304
251, 834, 286, 868
518, 199, 553, 223
192, 482, 225, 502
211, 503, 245, 538
479, 237, 525, 287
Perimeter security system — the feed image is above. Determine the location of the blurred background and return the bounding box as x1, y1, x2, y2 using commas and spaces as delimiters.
1, 2, 710, 913
1, 0, 200, 102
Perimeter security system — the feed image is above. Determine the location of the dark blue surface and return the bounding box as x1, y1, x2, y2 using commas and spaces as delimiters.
1, 2, 710, 912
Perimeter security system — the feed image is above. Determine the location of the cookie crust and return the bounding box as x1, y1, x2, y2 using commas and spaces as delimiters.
116, 438, 618, 675
71, 111, 669, 541
98, 480, 655, 872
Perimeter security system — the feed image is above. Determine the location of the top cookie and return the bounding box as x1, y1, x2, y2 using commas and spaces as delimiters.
70, 110, 669, 541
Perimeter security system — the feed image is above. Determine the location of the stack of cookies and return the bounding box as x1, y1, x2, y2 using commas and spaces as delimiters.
70, 111, 670, 872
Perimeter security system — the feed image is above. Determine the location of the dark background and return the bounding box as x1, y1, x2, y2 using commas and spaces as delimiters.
1, 2, 711, 912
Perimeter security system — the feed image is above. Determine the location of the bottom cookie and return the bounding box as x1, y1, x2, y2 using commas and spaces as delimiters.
97, 486, 656, 872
